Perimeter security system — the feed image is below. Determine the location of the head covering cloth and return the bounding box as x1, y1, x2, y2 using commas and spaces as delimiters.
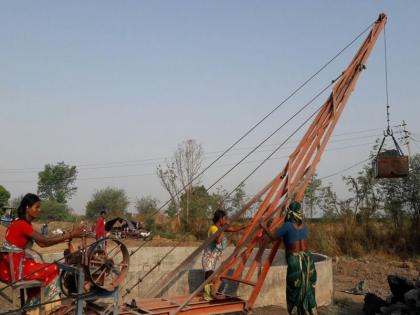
286, 200, 303, 224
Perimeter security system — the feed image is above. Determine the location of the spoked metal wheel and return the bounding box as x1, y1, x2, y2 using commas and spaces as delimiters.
86, 237, 129, 291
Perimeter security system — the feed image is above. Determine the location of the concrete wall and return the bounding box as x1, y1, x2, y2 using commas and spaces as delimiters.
44, 246, 333, 308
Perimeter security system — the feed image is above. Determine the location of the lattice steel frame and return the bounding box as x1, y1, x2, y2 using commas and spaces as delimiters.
143, 13, 387, 315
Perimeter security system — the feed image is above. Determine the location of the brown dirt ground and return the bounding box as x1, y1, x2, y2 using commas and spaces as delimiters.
254, 254, 420, 315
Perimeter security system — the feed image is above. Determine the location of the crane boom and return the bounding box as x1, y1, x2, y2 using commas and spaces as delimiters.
130, 13, 387, 315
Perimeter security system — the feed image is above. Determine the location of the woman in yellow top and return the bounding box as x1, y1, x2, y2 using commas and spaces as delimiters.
201, 209, 247, 280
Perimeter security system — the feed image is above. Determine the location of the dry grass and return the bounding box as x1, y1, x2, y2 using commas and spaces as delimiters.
308, 220, 420, 259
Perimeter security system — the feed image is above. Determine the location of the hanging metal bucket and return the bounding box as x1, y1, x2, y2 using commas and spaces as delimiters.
373, 127, 409, 179
374, 150, 409, 178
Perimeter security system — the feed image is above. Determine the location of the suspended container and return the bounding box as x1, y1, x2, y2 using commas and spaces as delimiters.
373, 129, 409, 178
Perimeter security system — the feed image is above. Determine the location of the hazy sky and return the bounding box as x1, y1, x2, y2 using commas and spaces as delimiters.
1, 1, 419, 214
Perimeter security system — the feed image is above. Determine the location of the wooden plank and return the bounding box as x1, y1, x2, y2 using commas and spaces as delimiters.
130, 295, 246, 315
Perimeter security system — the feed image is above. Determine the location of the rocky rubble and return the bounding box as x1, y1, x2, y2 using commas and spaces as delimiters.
364, 275, 420, 315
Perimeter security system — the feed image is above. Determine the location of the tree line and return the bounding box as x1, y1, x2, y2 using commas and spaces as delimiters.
0, 139, 248, 240
303, 153, 420, 255
303, 154, 420, 226
1, 140, 419, 249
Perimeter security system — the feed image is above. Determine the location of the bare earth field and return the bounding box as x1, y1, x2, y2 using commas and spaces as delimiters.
255, 255, 420, 315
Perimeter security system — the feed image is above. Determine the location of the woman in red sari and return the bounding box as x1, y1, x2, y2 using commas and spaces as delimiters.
0, 193, 85, 308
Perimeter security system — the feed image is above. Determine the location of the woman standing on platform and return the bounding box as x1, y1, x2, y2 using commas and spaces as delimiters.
201, 209, 248, 300
260, 200, 318, 315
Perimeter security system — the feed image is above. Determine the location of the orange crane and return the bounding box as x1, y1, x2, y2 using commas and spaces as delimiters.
0, 13, 391, 315
121, 13, 387, 315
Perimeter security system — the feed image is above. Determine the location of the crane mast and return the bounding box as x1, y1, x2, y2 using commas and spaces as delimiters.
135, 13, 387, 315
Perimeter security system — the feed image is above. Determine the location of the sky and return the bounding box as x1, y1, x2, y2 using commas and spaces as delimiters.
1, 1, 419, 214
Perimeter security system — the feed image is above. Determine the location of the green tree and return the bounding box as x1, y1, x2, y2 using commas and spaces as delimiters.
303, 173, 322, 218
135, 196, 159, 218
165, 201, 178, 219
344, 165, 381, 223
387, 154, 420, 252
86, 187, 129, 220
378, 174, 405, 230
40, 200, 74, 221
38, 162, 77, 203
215, 183, 248, 214
319, 184, 340, 219
179, 185, 219, 237
0, 185, 11, 209
402, 154, 420, 226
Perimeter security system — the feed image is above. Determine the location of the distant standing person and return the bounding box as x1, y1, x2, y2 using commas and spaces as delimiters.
259, 200, 317, 315
95, 210, 106, 241
41, 222, 49, 236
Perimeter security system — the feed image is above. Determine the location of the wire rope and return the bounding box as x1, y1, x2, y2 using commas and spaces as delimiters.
0, 19, 379, 310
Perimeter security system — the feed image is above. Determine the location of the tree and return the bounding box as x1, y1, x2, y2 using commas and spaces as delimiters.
401, 154, 420, 226
38, 162, 77, 203
378, 174, 405, 230
85, 187, 129, 220
39, 200, 74, 221
156, 139, 204, 227
135, 196, 159, 218
215, 183, 248, 214
165, 201, 178, 219
344, 165, 381, 223
179, 185, 219, 237
0, 185, 11, 209
319, 184, 340, 219
303, 173, 322, 218
401, 154, 420, 251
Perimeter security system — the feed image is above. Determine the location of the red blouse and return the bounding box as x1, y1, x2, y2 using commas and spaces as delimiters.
5, 219, 34, 249
96, 217, 105, 238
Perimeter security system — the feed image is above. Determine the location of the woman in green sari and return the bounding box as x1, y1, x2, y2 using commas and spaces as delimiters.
260, 201, 317, 315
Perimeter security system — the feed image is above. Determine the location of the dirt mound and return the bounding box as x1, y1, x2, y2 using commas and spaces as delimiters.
32, 221, 79, 232
0, 221, 78, 240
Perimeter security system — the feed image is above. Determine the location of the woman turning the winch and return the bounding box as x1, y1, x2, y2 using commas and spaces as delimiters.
0, 193, 85, 311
